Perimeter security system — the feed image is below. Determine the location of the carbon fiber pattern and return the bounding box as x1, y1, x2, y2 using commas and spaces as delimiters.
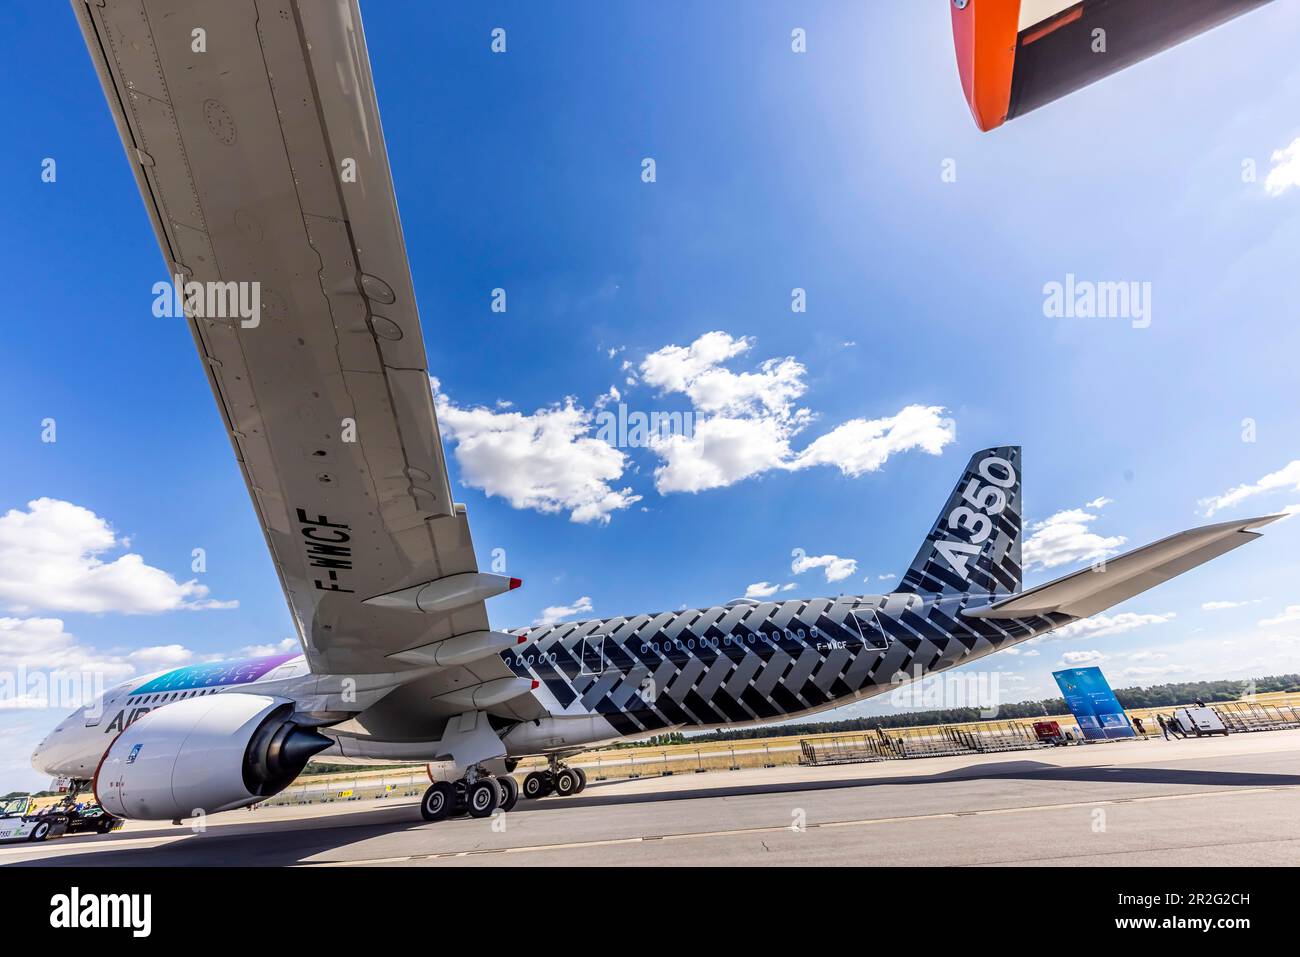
898, 446, 1023, 596
503, 595, 1071, 736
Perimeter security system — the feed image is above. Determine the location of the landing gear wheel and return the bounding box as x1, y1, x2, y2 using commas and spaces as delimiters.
96, 817, 116, 834
466, 779, 500, 818
522, 771, 550, 799
420, 781, 456, 822
27, 820, 51, 842
573, 767, 588, 793
554, 768, 580, 797
498, 775, 520, 812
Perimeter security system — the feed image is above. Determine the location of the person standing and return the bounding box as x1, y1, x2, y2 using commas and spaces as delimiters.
1157, 714, 1172, 740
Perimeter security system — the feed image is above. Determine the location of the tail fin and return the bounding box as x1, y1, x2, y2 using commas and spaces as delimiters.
898, 446, 1022, 596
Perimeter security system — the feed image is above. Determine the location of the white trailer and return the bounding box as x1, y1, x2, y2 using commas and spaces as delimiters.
1174, 707, 1229, 737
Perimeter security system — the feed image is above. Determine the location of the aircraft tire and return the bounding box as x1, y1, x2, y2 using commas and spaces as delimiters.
498, 775, 520, 812
420, 781, 456, 822
522, 771, 549, 799
554, 769, 579, 797
466, 779, 500, 818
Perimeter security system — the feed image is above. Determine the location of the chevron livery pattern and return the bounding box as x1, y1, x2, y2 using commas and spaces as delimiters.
502, 594, 1072, 737
898, 446, 1023, 597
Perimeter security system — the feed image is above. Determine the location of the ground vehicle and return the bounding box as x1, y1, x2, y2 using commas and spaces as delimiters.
1033, 721, 1069, 746
50, 801, 124, 835
1174, 707, 1230, 737
0, 797, 68, 843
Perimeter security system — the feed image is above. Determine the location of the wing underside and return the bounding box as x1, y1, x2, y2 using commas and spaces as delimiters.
72, 0, 541, 722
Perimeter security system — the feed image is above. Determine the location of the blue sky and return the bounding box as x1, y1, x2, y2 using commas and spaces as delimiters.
2, 1, 1300, 790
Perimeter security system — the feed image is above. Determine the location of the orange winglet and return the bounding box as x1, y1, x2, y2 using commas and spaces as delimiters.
950, 0, 1022, 132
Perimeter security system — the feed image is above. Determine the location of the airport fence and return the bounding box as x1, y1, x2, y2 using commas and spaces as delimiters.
260, 773, 427, 809
1212, 700, 1300, 732
799, 719, 1051, 766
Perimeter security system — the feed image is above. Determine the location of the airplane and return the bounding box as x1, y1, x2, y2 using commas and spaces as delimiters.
33, 0, 1281, 825
951, 0, 1277, 131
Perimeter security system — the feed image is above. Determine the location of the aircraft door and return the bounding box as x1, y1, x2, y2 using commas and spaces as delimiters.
580, 634, 606, 676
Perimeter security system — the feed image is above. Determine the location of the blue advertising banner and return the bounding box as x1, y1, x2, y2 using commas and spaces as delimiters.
1052, 667, 1136, 741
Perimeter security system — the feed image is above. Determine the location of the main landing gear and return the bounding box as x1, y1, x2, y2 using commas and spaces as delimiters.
521, 757, 587, 801
420, 768, 520, 822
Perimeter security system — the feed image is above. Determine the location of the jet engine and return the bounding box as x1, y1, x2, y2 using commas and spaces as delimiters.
94, 693, 332, 821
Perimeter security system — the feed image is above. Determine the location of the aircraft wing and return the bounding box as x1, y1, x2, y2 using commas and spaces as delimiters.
963, 514, 1283, 620
71, 0, 533, 709
952, 0, 1276, 132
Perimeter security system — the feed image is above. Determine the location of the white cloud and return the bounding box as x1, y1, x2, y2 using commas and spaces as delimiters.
593, 385, 621, 410
534, 596, 594, 626
640, 332, 954, 493
0, 498, 235, 615
650, 414, 794, 494
791, 552, 858, 583
744, 581, 781, 599
1084, 496, 1113, 509
1265, 137, 1300, 196
1199, 460, 1300, 516
433, 335, 955, 517
1201, 599, 1262, 611
792, 405, 956, 477
1047, 611, 1176, 642
238, 637, 299, 658
1259, 605, 1300, 628
1113, 663, 1193, 682
0, 617, 210, 710
432, 378, 641, 524
878, 573, 896, 581
1059, 650, 1106, 667
1022, 501, 1126, 571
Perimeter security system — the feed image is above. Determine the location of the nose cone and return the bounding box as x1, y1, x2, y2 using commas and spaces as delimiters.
31, 735, 51, 775
29, 720, 99, 780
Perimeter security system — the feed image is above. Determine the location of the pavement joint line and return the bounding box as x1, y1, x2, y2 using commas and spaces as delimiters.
0, 835, 189, 860
965, 833, 1300, 867
297, 784, 1300, 866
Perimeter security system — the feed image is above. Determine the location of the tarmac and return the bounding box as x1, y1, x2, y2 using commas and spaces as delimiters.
4, 729, 1299, 866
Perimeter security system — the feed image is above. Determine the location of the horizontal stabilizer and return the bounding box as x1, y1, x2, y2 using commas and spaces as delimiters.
963, 514, 1282, 620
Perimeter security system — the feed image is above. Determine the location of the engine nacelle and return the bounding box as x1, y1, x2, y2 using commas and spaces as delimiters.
94, 693, 332, 821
